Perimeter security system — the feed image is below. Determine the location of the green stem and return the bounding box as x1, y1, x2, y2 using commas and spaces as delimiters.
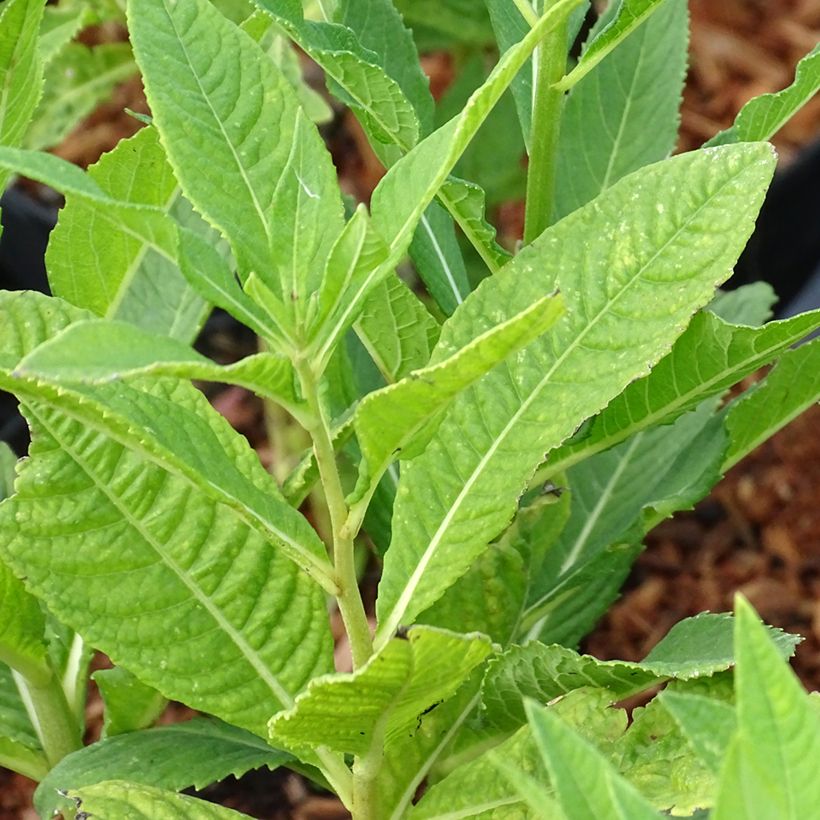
294, 360, 373, 670
523, 1, 570, 244
13, 670, 81, 768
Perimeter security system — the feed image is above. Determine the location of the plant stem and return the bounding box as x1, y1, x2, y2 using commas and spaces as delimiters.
523, 1, 570, 244
13, 670, 81, 768
294, 360, 373, 670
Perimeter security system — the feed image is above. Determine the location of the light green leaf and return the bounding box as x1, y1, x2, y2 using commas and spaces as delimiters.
707, 44, 820, 147
129, 0, 345, 324
394, 0, 496, 49
482, 612, 798, 731
25, 43, 137, 151
44, 127, 209, 342
708, 280, 777, 325
35, 718, 291, 817
38, 4, 92, 65
376, 144, 776, 643
352, 293, 564, 504
488, 752, 562, 819
723, 338, 820, 471
659, 690, 737, 771
556, 0, 671, 91
0, 0, 44, 190
355, 276, 440, 384
93, 667, 167, 738
0, 561, 49, 685
68, 780, 251, 819
553, 0, 688, 220
0, 442, 15, 499
526, 700, 660, 820
270, 626, 492, 759
20, 319, 303, 414
713, 598, 820, 819
543, 308, 820, 479
0, 662, 43, 772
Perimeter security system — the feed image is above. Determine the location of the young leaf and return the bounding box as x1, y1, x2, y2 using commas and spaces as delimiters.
525, 700, 661, 820
351, 293, 564, 505
712, 598, 820, 819
707, 44, 820, 147
376, 144, 776, 643
67, 780, 251, 819
556, 0, 673, 91
129, 0, 345, 321
45, 127, 209, 342
93, 667, 167, 738
553, 0, 688, 220
35, 718, 291, 818
0, 665, 47, 781
0, 0, 44, 190
270, 627, 492, 758
482, 612, 797, 731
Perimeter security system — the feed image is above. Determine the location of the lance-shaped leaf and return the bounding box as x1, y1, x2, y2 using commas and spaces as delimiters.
526, 700, 661, 819
712, 598, 820, 819
25, 43, 137, 152
45, 127, 209, 342
482, 612, 798, 731
20, 319, 303, 414
376, 144, 776, 643
553, 0, 689, 220
543, 308, 820, 479
93, 667, 168, 738
129, 0, 345, 321
68, 781, 251, 819
722, 337, 820, 471
36, 718, 291, 818
0, 0, 44, 190
270, 627, 492, 759
556, 0, 672, 91
38, 4, 92, 65
351, 293, 564, 504
707, 44, 820, 147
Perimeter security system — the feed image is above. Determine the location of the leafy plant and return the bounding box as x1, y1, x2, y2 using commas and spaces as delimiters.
1, 0, 819, 817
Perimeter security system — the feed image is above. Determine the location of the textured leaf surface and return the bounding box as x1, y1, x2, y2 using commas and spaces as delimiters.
376, 144, 776, 642
36, 719, 290, 817
21, 319, 301, 412
45, 127, 208, 341
270, 627, 492, 758
526, 701, 660, 820
556, 0, 670, 90
93, 666, 167, 738
713, 598, 820, 819
553, 0, 688, 220
0, 292, 332, 738
0, 0, 44, 191
545, 308, 820, 478
707, 44, 820, 147
482, 613, 798, 731
129, 0, 344, 320
0, 443, 14, 499
69, 780, 250, 819
352, 294, 564, 501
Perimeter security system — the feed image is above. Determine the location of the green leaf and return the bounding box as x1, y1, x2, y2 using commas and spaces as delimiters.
553, 0, 688, 220
352, 293, 564, 504
556, 0, 672, 91
93, 667, 167, 738
544, 308, 820, 479
35, 718, 291, 817
0, 561, 49, 684
0, 292, 334, 740
38, 4, 93, 65
482, 612, 798, 731
68, 780, 251, 819
25, 43, 137, 151
707, 44, 820, 147
376, 144, 776, 643
525, 700, 660, 820
20, 319, 303, 414
394, 0, 496, 49
129, 0, 345, 325
723, 338, 820, 471
270, 626, 492, 759
659, 690, 737, 771
0, 0, 44, 190
0, 663, 43, 758
712, 598, 820, 819
44, 127, 209, 342
0, 443, 15, 500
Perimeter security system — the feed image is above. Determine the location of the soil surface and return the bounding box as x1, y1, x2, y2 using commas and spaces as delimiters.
1, 1, 819, 817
